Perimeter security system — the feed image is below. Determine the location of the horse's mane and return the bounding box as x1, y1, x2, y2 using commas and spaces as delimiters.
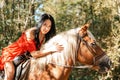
30, 27, 95, 72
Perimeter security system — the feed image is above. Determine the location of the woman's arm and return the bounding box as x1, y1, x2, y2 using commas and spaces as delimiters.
30, 50, 52, 58
31, 43, 63, 58
25, 27, 37, 40
25, 27, 63, 58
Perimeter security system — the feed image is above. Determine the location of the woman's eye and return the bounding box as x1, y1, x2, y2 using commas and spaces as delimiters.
43, 23, 46, 26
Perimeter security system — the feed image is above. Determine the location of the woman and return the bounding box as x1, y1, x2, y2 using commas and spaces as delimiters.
0, 13, 63, 80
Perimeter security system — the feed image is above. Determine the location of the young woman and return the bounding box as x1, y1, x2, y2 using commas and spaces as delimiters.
0, 13, 63, 80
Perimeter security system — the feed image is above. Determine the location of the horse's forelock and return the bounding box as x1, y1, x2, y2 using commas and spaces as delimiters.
87, 30, 96, 41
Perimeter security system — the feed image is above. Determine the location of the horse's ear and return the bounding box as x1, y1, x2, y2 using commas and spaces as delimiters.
79, 23, 90, 36
81, 23, 90, 32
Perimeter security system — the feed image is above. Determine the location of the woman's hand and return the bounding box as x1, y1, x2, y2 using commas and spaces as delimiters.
47, 43, 64, 53
40, 43, 64, 56
52, 43, 64, 52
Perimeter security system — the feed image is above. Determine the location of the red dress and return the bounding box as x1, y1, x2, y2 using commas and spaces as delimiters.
0, 33, 37, 70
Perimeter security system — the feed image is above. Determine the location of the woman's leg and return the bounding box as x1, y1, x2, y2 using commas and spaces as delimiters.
4, 61, 15, 80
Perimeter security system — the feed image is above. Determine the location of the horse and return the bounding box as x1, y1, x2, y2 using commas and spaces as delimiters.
0, 24, 111, 80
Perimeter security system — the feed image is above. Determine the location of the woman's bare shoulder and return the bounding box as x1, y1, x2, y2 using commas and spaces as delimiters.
25, 27, 37, 40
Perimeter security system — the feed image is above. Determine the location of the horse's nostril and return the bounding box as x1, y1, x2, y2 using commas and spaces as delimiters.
107, 60, 112, 70
109, 60, 112, 66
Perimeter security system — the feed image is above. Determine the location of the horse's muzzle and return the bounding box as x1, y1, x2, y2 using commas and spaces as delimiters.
98, 55, 112, 73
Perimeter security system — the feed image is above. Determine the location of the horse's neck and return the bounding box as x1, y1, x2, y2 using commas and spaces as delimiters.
30, 28, 79, 71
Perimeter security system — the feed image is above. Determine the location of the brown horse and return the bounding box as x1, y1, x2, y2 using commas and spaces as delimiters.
0, 24, 111, 80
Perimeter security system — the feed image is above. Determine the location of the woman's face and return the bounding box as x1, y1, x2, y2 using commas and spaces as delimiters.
40, 19, 52, 35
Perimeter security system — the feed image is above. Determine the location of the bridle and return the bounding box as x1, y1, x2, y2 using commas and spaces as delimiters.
50, 31, 106, 69
76, 33, 106, 66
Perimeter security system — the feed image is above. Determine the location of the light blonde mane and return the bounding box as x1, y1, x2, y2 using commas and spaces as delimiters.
30, 27, 95, 72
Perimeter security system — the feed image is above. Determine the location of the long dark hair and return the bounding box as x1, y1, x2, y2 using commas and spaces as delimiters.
35, 13, 56, 50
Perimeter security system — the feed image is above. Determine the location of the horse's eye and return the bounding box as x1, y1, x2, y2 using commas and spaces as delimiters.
91, 42, 96, 47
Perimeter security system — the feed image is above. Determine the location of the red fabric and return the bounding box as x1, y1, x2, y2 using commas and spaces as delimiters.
0, 33, 37, 70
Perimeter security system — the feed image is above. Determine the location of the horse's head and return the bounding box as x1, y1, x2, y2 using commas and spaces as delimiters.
77, 24, 111, 73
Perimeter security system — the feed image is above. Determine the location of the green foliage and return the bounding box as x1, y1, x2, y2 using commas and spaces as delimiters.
0, 0, 39, 53
43, 0, 120, 80
0, 0, 119, 80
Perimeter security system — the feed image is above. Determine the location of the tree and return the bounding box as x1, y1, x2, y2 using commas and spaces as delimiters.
0, 0, 119, 79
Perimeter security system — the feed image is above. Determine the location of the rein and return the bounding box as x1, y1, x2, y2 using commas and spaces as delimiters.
49, 31, 93, 69
49, 29, 105, 69
77, 32, 106, 66
50, 63, 93, 69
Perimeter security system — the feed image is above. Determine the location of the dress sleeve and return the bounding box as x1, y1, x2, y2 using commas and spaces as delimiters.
21, 32, 37, 53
